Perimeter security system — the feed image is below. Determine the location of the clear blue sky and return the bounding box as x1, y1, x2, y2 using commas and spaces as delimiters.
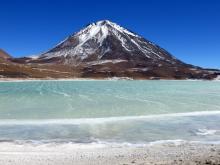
1, 0, 219, 68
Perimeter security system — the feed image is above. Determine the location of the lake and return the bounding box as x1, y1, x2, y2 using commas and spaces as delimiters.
0, 80, 220, 145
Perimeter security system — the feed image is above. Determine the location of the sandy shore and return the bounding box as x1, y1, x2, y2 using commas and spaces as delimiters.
1, 77, 220, 82
0, 142, 219, 165
0, 78, 101, 82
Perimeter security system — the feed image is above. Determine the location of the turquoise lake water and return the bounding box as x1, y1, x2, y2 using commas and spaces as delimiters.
0, 80, 220, 144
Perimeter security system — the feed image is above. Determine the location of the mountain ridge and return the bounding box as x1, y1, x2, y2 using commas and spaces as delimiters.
0, 20, 219, 79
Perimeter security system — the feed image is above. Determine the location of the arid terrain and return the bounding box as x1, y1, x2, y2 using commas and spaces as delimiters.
1, 21, 219, 80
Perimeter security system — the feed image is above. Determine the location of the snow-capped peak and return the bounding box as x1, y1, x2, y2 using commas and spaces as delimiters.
40, 20, 177, 64
73, 20, 139, 44
100, 20, 139, 37
41, 20, 141, 60
75, 20, 110, 45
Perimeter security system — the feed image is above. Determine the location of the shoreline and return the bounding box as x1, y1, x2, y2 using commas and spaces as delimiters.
0, 77, 219, 82
0, 142, 219, 165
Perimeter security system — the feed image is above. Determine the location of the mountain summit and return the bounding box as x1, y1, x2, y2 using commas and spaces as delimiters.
40, 20, 180, 65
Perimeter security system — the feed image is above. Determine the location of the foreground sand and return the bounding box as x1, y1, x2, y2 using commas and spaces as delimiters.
0, 142, 220, 165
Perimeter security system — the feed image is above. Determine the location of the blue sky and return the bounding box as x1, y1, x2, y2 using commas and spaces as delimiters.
0, 0, 219, 68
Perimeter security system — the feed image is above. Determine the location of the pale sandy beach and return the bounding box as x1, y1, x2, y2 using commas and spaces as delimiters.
0, 142, 220, 165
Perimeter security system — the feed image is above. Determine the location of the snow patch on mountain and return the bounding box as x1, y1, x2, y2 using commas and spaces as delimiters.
86, 59, 127, 66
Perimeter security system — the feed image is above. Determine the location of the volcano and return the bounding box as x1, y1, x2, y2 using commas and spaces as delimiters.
40, 20, 180, 64
1, 20, 219, 79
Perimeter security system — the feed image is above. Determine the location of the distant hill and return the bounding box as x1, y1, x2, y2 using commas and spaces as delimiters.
0, 49, 11, 59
